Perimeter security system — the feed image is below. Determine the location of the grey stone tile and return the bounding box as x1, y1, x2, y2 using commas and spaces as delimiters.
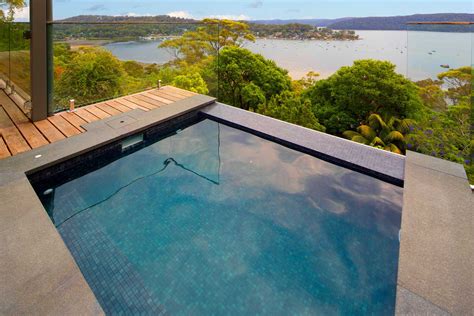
406, 151, 468, 179
396, 286, 449, 316
398, 160, 473, 315
0, 176, 103, 315
17, 272, 104, 316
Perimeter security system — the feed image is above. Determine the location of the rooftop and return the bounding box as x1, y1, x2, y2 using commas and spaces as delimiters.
0, 87, 472, 315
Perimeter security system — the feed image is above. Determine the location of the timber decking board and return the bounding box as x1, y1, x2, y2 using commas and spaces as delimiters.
133, 94, 166, 108
58, 112, 88, 132
142, 92, 175, 105
74, 108, 101, 123
84, 106, 111, 120
0, 107, 31, 155
0, 86, 196, 159
48, 115, 82, 138
0, 136, 10, 158
163, 86, 197, 97
149, 90, 183, 102
105, 100, 133, 113
34, 119, 66, 143
124, 96, 157, 110
114, 98, 149, 111
0, 92, 49, 149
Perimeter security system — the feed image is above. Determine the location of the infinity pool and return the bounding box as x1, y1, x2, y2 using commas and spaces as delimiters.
34, 118, 403, 315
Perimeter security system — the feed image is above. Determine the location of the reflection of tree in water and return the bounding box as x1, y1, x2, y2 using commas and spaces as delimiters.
50, 121, 222, 228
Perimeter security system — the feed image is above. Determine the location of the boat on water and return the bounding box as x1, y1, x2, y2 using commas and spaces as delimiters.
440, 64, 450, 69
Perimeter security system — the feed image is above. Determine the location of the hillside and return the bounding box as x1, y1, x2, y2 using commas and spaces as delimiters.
251, 18, 352, 27
60, 15, 196, 23
328, 13, 473, 31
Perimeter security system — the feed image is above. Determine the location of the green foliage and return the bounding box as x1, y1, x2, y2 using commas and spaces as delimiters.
406, 104, 472, 179
171, 72, 209, 94
343, 113, 412, 154
216, 46, 292, 110
416, 78, 447, 112
258, 91, 326, 132
437, 66, 471, 105
122, 60, 146, 78
249, 23, 359, 40
241, 83, 266, 110
303, 59, 423, 134
55, 47, 125, 107
160, 19, 254, 66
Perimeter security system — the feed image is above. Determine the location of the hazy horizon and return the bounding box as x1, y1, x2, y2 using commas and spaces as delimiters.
10, 1, 471, 21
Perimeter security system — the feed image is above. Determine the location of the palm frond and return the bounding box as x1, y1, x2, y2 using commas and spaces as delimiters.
351, 135, 371, 145
343, 130, 361, 140
387, 143, 402, 155
357, 125, 376, 140
371, 136, 386, 147
368, 113, 388, 131
385, 131, 405, 143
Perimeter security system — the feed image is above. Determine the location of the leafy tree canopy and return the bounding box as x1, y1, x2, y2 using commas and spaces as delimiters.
215, 46, 292, 110
159, 19, 255, 66
55, 47, 125, 107
258, 91, 326, 132
172, 72, 209, 94
303, 59, 424, 134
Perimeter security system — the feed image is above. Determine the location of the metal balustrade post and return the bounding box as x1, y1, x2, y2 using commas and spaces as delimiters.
30, 0, 52, 121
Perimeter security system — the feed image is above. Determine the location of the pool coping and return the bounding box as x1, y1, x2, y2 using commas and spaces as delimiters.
0, 100, 472, 315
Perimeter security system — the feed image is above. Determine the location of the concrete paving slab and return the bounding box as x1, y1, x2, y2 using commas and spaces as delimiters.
396, 286, 449, 316
398, 155, 473, 315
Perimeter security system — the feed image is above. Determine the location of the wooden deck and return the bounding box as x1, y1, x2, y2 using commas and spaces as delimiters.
0, 86, 196, 159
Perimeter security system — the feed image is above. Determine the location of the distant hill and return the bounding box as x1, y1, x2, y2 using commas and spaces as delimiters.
60, 14, 473, 32
251, 18, 352, 27
328, 13, 473, 31
60, 15, 196, 23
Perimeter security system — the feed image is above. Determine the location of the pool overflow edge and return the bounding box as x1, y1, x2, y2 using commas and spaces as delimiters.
1, 99, 471, 315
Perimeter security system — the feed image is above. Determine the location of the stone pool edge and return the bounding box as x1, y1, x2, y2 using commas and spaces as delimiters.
1, 100, 471, 315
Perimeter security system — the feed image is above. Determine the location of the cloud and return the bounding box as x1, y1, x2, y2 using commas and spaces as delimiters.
119, 12, 152, 17
86, 4, 106, 12
249, 0, 263, 8
167, 11, 194, 19
14, 5, 29, 21
208, 14, 250, 21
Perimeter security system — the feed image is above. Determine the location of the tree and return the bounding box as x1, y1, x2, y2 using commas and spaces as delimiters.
171, 72, 209, 95
122, 60, 145, 78
55, 48, 125, 107
0, 0, 25, 22
343, 113, 412, 154
215, 46, 292, 110
159, 19, 255, 65
258, 91, 326, 132
437, 66, 471, 105
292, 71, 320, 95
406, 104, 472, 182
303, 59, 423, 134
416, 78, 447, 112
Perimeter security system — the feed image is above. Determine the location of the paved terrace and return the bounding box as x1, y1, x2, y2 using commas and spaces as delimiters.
0, 89, 472, 315
0, 86, 196, 159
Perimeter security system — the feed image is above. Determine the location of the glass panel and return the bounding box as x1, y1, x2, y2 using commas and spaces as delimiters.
9, 22, 30, 101
407, 23, 473, 183
0, 1, 30, 111
0, 21, 10, 88
48, 22, 219, 113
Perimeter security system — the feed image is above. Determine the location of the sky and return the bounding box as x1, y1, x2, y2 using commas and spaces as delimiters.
13, 0, 474, 21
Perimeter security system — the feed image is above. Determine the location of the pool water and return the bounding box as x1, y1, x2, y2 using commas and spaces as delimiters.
36, 119, 403, 315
